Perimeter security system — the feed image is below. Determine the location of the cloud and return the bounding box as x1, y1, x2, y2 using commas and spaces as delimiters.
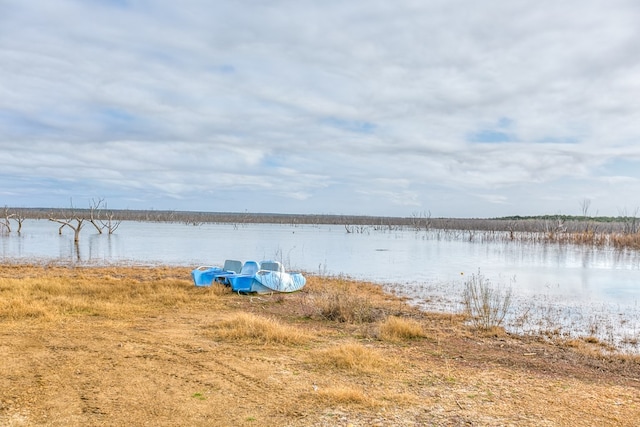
1, 0, 640, 217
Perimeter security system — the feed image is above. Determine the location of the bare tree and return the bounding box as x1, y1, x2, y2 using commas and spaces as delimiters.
410, 210, 432, 231
48, 198, 122, 241
89, 198, 105, 234
99, 209, 122, 234
580, 198, 591, 218
1, 206, 14, 232
506, 220, 518, 240
579, 199, 599, 233
619, 207, 640, 234
13, 209, 26, 233
49, 201, 86, 243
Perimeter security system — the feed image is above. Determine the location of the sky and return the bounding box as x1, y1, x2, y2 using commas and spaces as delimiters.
1, 0, 640, 218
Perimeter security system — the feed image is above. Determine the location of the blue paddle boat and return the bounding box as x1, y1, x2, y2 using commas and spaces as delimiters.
212, 260, 261, 286
191, 259, 242, 287
228, 260, 306, 294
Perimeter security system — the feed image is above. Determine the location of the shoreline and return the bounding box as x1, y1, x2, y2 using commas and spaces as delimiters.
3, 258, 640, 354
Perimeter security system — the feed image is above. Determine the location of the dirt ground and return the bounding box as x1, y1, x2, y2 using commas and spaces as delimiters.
1, 265, 639, 426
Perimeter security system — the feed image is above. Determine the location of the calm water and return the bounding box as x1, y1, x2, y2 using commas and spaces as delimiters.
3, 220, 640, 348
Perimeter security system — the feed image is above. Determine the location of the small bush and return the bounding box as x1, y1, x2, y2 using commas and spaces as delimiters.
304, 278, 383, 323
462, 270, 512, 330
378, 316, 425, 341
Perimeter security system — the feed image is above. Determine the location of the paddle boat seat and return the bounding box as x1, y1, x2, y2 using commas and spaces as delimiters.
240, 260, 260, 275
213, 260, 260, 286
222, 259, 242, 274
258, 261, 285, 273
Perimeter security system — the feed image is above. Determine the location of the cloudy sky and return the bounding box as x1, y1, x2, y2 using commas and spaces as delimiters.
1, 0, 640, 218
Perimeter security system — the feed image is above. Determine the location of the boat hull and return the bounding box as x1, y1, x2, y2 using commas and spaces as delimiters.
229, 271, 306, 294
192, 266, 231, 287
191, 260, 243, 287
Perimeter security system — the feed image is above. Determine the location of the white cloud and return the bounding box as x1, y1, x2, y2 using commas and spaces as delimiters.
1, 0, 640, 216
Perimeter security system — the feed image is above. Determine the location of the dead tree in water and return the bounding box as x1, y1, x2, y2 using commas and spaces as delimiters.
13, 210, 25, 232
99, 209, 122, 234
0, 207, 26, 232
87, 197, 125, 234
619, 207, 640, 234
49, 204, 85, 243
89, 198, 105, 234
49, 199, 122, 241
1, 206, 14, 232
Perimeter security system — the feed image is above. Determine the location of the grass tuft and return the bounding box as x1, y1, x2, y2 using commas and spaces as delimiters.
203, 312, 310, 345
315, 386, 374, 406
312, 343, 387, 374
378, 316, 426, 341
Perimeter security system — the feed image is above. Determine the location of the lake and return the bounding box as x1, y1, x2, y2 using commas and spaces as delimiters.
2, 219, 640, 350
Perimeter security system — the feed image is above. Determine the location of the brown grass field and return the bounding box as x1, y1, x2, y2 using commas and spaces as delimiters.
1, 264, 640, 426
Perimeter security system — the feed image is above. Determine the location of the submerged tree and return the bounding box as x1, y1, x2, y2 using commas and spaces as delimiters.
1, 206, 14, 232
49, 198, 119, 242
13, 209, 26, 233
100, 209, 122, 234
94, 198, 122, 234
1, 206, 26, 233
619, 207, 640, 235
49, 202, 86, 243
89, 198, 105, 234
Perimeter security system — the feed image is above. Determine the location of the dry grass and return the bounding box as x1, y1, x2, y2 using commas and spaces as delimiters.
611, 232, 640, 250
474, 325, 509, 338
378, 316, 426, 341
202, 312, 311, 345
0, 266, 216, 321
563, 336, 618, 355
314, 386, 376, 407
311, 343, 388, 374
0, 265, 219, 322
300, 276, 385, 323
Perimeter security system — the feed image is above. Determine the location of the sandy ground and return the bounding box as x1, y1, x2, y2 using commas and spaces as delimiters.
1, 265, 640, 426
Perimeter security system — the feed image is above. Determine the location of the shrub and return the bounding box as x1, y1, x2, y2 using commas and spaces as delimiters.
304, 278, 383, 323
462, 270, 512, 330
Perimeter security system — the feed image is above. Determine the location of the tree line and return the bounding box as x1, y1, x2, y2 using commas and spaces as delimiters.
3, 203, 640, 243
